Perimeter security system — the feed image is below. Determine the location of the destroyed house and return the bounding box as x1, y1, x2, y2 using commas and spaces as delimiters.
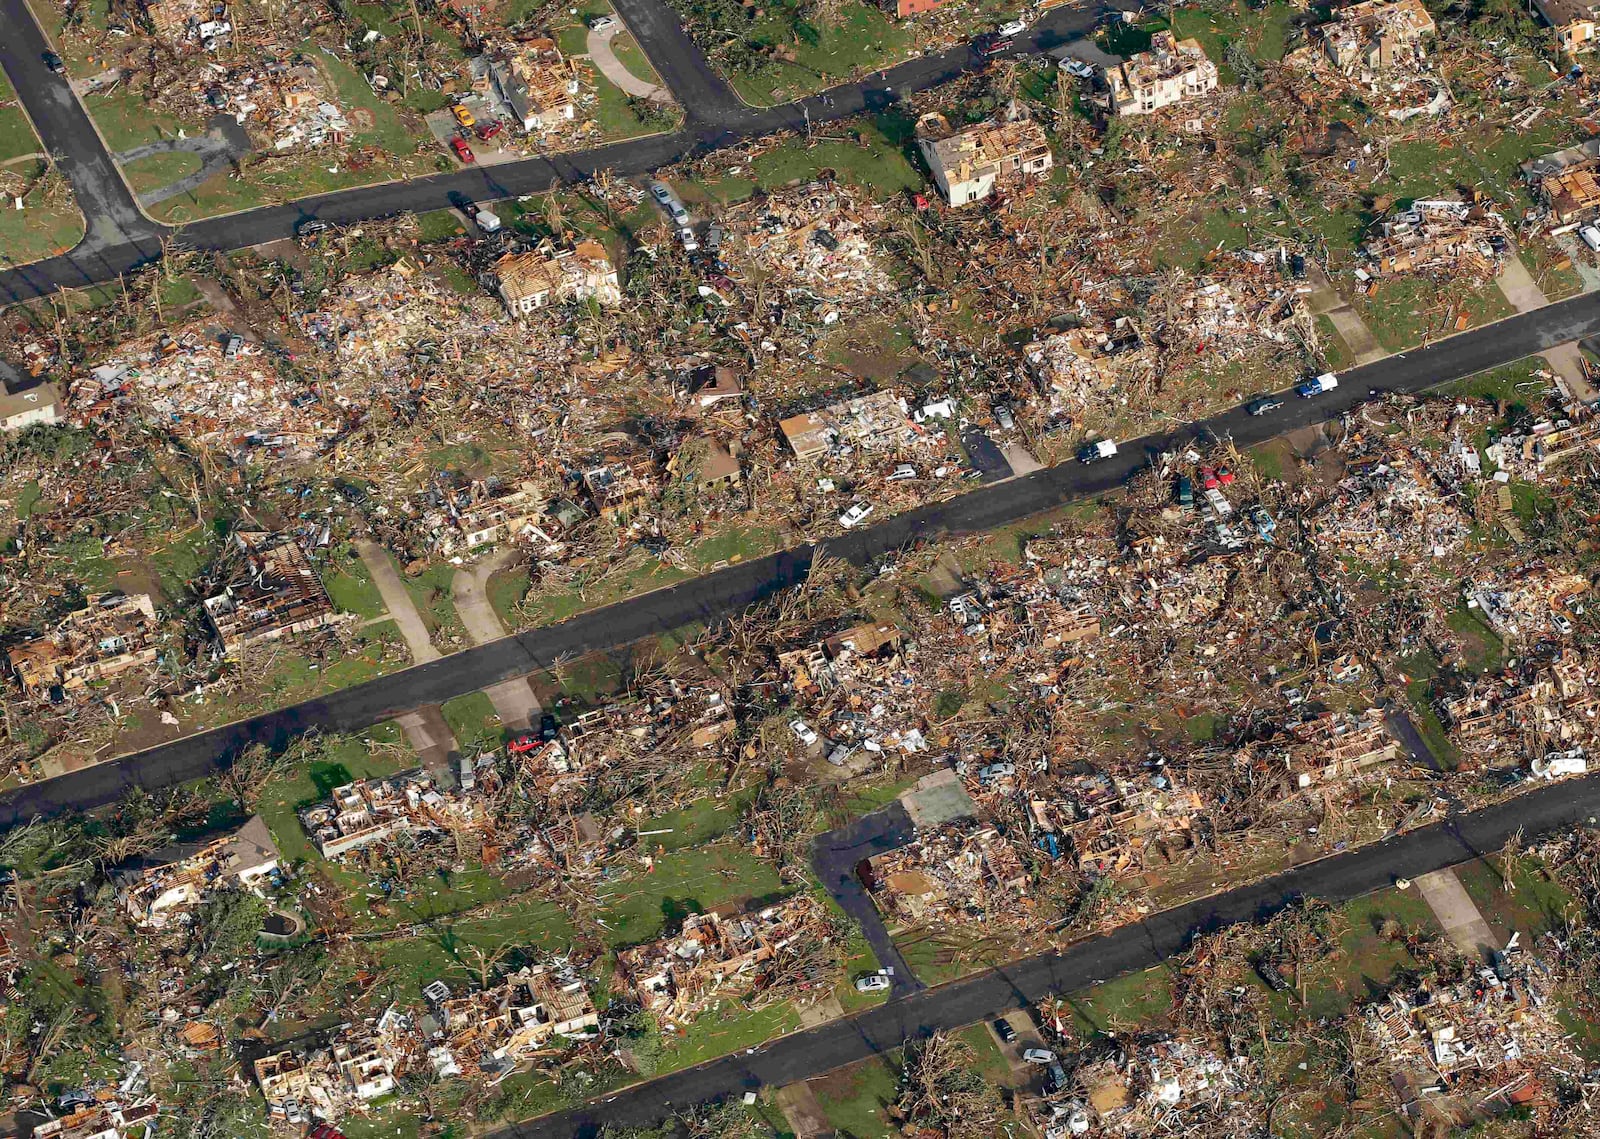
299, 769, 485, 860
1032, 773, 1203, 878
116, 815, 280, 929
860, 823, 1029, 925
7, 592, 161, 696
616, 896, 827, 1019
668, 435, 742, 490
447, 479, 547, 552
1362, 198, 1505, 276
915, 113, 1053, 207
203, 530, 343, 655
495, 241, 620, 315
31, 1099, 159, 1139
430, 966, 598, 1080
1318, 0, 1435, 73
253, 1024, 396, 1118
1529, 0, 1600, 55
1101, 32, 1219, 117
1524, 139, 1600, 224
1281, 709, 1401, 788
579, 451, 659, 520
475, 39, 577, 133
778, 388, 915, 460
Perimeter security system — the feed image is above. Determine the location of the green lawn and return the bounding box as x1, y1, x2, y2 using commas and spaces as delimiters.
369, 893, 578, 988
1351, 277, 1515, 354
722, 0, 913, 106
812, 1054, 900, 1138
442, 690, 503, 754
752, 122, 922, 197
321, 547, 388, 619
0, 72, 41, 162
598, 843, 787, 947
194, 620, 411, 722
400, 559, 466, 644
0, 159, 84, 266
121, 150, 202, 195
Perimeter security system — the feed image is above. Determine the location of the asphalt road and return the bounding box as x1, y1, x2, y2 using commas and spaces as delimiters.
608, 0, 746, 124
0, 0, 163, 270
810, 805, 923, 998
4, 290, 1600, 826
497, 767, 1600, 1138
0, 2, 1108, 303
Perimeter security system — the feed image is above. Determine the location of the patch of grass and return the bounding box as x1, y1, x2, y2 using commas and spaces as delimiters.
401, 560, 465, 645
812, 1053, 901, 1138
414, 208, 467, 242
0, 72, 42, 162
442, 690, 503, 754
1447, 605, 1505, 674
121, 150, 203, 195
321, 548, 388, 619
1066, 968, 1175, 1038
488, 563, 531, 630
597, 843, 786, 948
369, 893, 577, 987
1351, 276, 1516, 354
663, 1001, 803, 1070
0, 158, 84, 265
752, 122, 922, 198
1453, 852, 1572, 943
1439, 358, 1544, 411
690, 525, 779, 569
724, 0, 913, 106
639, 784, 758, 851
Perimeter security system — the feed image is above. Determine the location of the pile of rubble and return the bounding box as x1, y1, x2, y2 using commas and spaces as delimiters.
725, 182, 895, 304
1361, 197, 1509, 282
1284, 0, 1450, 121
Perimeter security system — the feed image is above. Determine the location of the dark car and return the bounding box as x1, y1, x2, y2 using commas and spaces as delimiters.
539, 712, 559, 741
1254, 957, 1291, 993
1175, 474, 1194, 507
992, 1018, 1017, 1044
1245, 395, 1285, 416
295, 218, 332, 237
42, 51, 65, 74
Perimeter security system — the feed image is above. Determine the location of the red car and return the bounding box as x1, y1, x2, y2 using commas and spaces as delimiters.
309, 1125, 347, 1139
451, 137, 475, 163
1216, 466, 1236, 486
475, 121, 504, 141
507, 732, 540, 756
1199, 466, 1219, 490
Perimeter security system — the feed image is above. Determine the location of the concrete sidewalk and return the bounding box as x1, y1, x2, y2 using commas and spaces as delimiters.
452, 549, 543, 732
1414, 868, 1500, 960
1496, 252, 1597, 401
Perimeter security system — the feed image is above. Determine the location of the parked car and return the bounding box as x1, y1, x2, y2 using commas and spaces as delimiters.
993, 402, 1015, 430
992, 1018, 1017, 1044
649, 180, 687, 217
475, 120, 504, 141
1022, 1048, 1057, 1065
839, 501, 874, 528
1216, 465, 1235, 486
789, 719, 819, 747
42, 51, 65, 74
1553, 611, 1574, 635
589, 14, 618, 30
295, 218, 332, 236
855, 973, 892, 992
678, 226, 700, 253
224, 334, 244, 359
309, 1125, 349, 1139
1297, 372, 1338, 398
978, 762, 1016, 782
1062, 57, 1095, 79
507, 733, 541, 756
451, 137, 475, 163
997, 18, 1028, 36
1200, 465, 1219, 490
1581, 224, 1600, 253
887, 463, 918, 481
1245, 395, 1284, 416
452, 103, 476, 128
284, 1100, 305, 1125
539, 712, 559, 741
1175, 474, 1194, 507
1078, 439, 1117, 464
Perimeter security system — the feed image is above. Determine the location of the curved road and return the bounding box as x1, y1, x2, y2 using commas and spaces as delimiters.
3, 289, 1600, 827
0, 1, 1110, 303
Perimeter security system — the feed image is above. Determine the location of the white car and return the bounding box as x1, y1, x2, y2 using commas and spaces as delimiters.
1582, 224, 1600, 253
789, 719, 819, 747
978, 762, 1016, 782
855, 973, 892, 992
1063, 58, 1095, 79
679, 226, 700, 253
887, 463, 918, 481
589, 14, 618, 30
839, 501, 874, 528
1023, 1048, 1057, 1065
998, 18, 1027, 36
1554, 611, 1574, 635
